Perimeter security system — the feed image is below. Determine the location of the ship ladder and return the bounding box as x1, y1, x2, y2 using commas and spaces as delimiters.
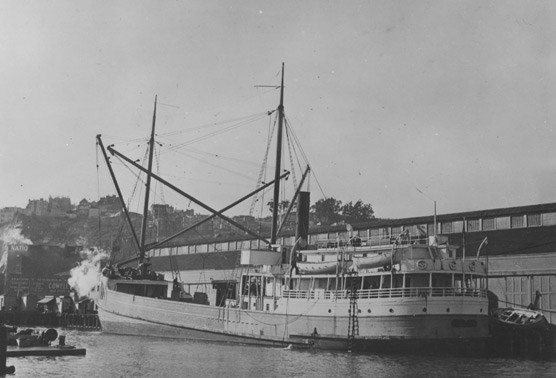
347, 273, 359, 352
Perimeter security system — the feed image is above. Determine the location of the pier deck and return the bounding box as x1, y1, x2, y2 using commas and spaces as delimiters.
7, 345, 86, 357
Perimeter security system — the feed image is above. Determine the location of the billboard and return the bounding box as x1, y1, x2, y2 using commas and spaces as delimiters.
5, 274, 71, 297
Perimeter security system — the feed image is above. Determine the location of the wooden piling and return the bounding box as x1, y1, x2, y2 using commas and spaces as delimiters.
0, 325, 15, 375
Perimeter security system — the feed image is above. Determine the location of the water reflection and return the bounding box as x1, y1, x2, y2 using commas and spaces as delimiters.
10, 330, 556, 377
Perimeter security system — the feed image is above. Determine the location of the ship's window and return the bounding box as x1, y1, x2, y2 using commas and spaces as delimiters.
328, 277, 338, 291
432, 274, 452, 287
346, 276, 362, 290
454, 274, 467, 291
392, 275, 403, 288
482, 218, 495, 230
381, 275, 391, 289
299, 279, 311, 291
496, 216, 510, 230
362, 276, 380, 290
465, 276, 476, 289
314, 278, 327, 290
527, 213, 541, 227
467, 219, 480, 232
407, 273, 429, 288
287, 278, 300, 291
427, 223, 436, 236
511, 215, 525, 228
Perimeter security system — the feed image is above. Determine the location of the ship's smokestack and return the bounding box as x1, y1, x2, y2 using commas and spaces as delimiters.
286, 191, 310, 268
296, 191, 310, 249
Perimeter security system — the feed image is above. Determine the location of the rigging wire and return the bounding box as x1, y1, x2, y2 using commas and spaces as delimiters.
169, 146, 263, 169
285, 116, 326, 198
161, 115, 270, 154
158, 111, 269, 138
158, 112, 270, 150
249, 113, 277, 216
170, 148, 257, 182
284, 123, 298, 190
284, 119, 306, 174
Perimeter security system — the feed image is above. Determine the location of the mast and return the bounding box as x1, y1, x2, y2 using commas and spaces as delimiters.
270, 63, 285, 246
96, 135, 141, 252
139, 95, 157, 263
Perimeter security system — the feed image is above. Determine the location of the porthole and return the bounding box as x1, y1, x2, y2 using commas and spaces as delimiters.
446, 308, 450, 313
328, 309, 331, 313
367, 309, 371, 314
389, 308, 394, 313
422, 307, 427, 313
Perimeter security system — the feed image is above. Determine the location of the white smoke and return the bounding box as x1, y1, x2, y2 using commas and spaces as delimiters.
68, 247, 109, 297
0, 223, 33, 273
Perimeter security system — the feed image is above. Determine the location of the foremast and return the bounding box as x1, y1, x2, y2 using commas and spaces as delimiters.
139, 96, 157, 265
270, 63, 285, 246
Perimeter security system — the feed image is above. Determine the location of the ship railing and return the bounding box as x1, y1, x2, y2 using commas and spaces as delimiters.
315, 235, 429, 250
282, 287, 487, 300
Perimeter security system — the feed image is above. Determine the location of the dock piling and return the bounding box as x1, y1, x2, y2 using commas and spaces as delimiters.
0, 325, 15, 375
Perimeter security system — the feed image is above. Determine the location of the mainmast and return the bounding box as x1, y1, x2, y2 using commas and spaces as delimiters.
270, 63, 285, 246
139, 95, 157, 263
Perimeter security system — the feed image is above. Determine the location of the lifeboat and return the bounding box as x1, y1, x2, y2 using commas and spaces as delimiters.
492, 308, 549, 330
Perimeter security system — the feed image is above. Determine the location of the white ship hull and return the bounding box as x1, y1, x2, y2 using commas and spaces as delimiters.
96, 278, 490, 352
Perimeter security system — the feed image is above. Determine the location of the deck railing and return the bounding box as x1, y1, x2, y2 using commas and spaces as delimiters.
282, 287, 487, 300
314, 236, 429, 250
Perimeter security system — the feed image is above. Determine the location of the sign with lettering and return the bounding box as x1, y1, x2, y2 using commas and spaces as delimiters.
5, 275, 71, 296
8, 244, 29, 252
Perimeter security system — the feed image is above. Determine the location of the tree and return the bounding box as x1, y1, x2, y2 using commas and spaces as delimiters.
311, 198, 343, 225
341, 200, 374, 224
267, 200, 291, 214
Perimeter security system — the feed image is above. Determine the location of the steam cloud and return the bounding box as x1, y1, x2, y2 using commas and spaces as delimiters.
68, 247, 109, 297
0, 223, 32, 273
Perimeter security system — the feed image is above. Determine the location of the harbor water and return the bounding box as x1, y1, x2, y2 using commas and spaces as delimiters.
9, 330, 556, 377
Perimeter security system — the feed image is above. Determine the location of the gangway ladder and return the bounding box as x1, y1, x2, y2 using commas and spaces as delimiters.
347, 272, 359, 352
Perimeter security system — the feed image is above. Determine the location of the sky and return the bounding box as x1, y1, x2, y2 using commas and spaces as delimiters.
1, 0, 555, 219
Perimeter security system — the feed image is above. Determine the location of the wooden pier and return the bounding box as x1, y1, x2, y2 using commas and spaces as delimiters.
7, 345, 86, 357
0, 311, 101, 330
